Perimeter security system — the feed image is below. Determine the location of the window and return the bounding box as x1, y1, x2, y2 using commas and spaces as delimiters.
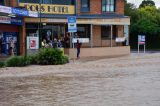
102, 0, 115, 12
81, 0, 90, 12
0, 0, 4, 5
101, 25, 116, 39
77, 25, 90, 38
101, 26, 111, 39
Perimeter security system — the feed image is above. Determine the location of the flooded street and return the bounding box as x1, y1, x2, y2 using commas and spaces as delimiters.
0, 53, 160, 106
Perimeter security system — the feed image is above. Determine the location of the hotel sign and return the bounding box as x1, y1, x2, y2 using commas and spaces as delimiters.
19, 3, 75, 14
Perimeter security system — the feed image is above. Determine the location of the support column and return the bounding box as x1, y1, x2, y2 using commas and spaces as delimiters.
111, 25, 113, 47
124, 25, 129, 46
90, 24, 93, 48
19, 22, 26, 55
39, 0, 42, 48
70, 32, 72, 48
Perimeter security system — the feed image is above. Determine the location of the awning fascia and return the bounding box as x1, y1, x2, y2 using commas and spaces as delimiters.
24, 17, 130, 25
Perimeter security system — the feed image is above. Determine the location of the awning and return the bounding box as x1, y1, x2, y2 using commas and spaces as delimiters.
0, 5, 38, 17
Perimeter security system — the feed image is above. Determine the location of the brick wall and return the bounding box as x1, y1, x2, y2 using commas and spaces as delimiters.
5, 0, 18, 7
117, 25, 124, 37
116, 0, 124, 14
93, 26, 101, 47
90, 0, 102, 14
77, 0, 124, 15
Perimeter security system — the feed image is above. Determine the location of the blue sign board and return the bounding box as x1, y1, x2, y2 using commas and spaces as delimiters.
138, 35, 145, 45
11, 18, 23, 25
12, 8, 28, 16
68, 16, 77, 32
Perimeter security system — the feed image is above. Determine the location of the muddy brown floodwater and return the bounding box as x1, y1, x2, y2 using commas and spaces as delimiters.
0, 53, 160, 106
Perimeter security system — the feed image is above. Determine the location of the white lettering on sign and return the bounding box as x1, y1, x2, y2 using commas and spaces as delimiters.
72, 38, 89, 43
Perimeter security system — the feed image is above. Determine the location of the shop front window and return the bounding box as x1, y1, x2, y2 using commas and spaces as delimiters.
26, 23, 66, 48
26, 24, 91, 48
101, 26, 111, 39
102, 0, 115, 12
101, 25, 116, 39
77, 25, 90, 38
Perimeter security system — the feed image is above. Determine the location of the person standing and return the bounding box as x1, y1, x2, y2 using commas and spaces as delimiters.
64, 33, 69, 48
76, 40, 81, 59
9, 38, 15, 55
52, 38, 58, 48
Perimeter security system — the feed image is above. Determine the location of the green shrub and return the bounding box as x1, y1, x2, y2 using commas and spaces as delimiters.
0, 61, 5, 68
5, 48, 69, 67
6, 56, 29, 67
62, 55, 69, 64
36, 48, 69, 65
26, 55, 37, 65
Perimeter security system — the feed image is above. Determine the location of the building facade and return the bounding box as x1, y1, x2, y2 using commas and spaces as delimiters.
1, 0, 130, 57
0, 0, 37, 56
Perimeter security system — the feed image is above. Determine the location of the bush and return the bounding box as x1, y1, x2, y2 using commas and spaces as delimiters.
5, 48, 69, 67
26, 55, 37, 65
62, 55, 69, 64
6, 56, 29, 67
0, 61, 5, 68
36, 48, 69, 65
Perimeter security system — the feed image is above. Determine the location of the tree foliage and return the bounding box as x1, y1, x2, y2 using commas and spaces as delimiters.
139, 0, 155, 8
125, 1, 160, 49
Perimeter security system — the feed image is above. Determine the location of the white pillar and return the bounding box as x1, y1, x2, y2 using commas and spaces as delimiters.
70, 32, 72, 48
111, 25, 113, 47
90, 24, 93, 48
124, 25, 129, 46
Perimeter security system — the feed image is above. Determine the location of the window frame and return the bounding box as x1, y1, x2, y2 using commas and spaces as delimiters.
101, 0, 116, 13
